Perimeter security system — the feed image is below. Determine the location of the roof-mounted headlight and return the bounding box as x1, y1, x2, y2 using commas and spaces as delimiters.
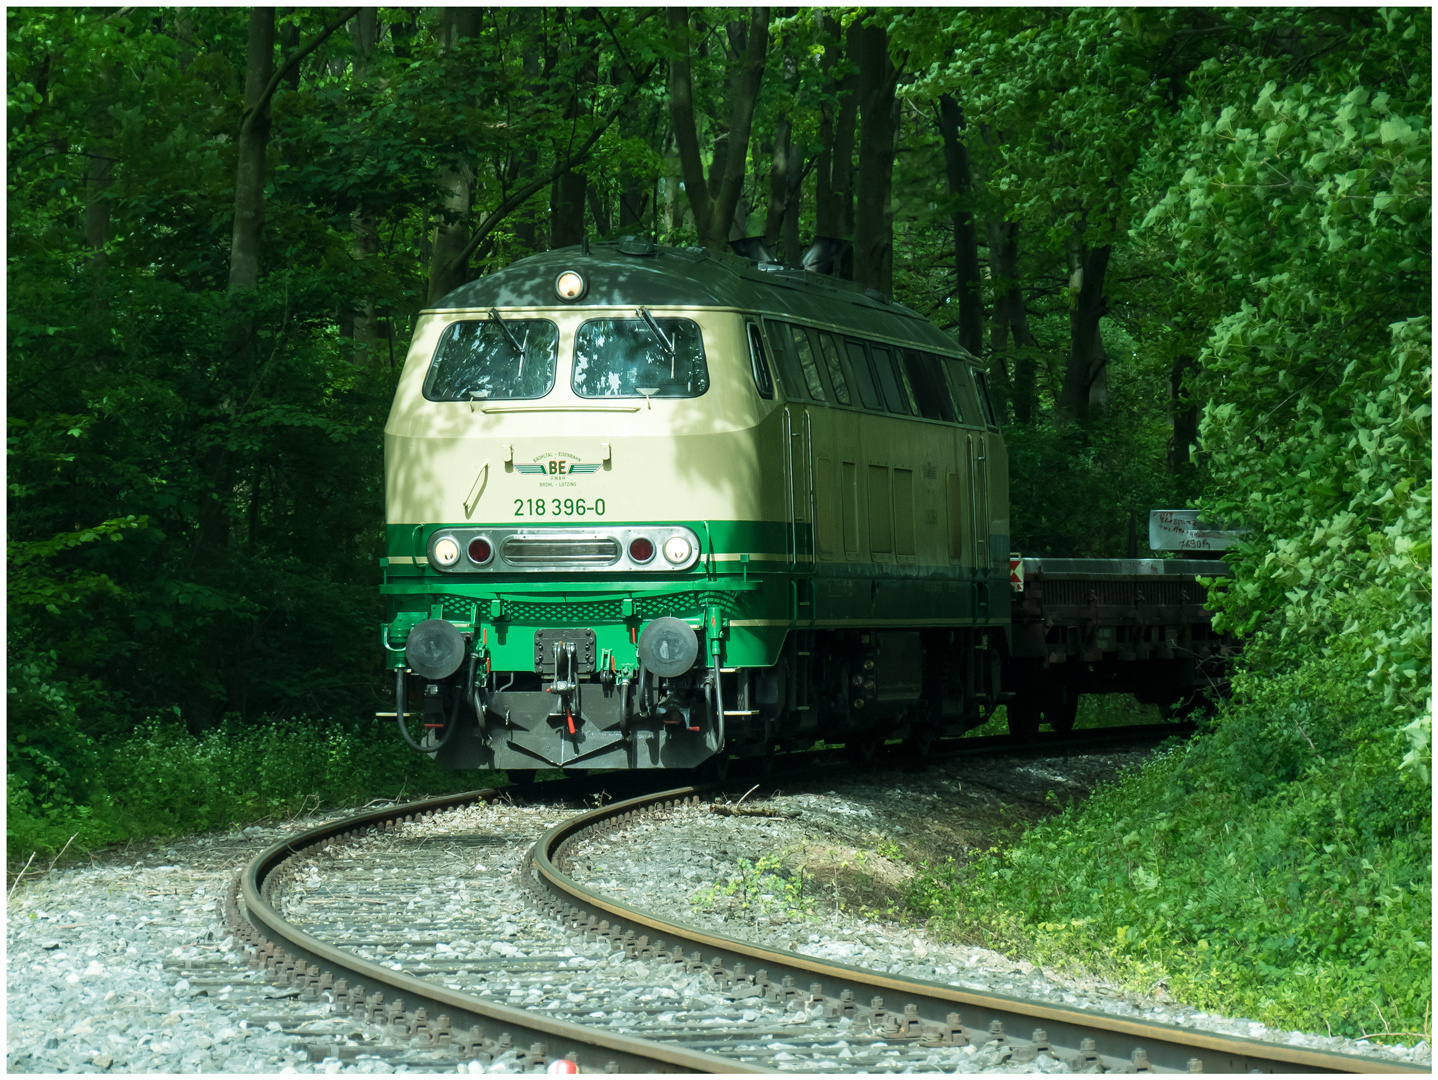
555, 270, 587, 302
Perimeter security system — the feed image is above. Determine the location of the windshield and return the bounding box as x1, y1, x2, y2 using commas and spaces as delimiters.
572, 317, 709, 398
423, 318, 559, 401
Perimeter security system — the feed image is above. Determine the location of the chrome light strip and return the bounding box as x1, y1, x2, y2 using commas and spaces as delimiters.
426, 526, 701, 574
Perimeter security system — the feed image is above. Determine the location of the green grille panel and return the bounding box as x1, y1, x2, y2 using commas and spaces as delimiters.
504, 599, 624, 623
429, 591, 750, 626
497, 592, 746, 625
441, 596, 477, 621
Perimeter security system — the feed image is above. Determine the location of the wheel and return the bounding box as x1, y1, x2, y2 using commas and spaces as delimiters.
1006, 697, 1041, 742
756, 744, 777, 777
902, 726, 938, 761
1047, 686, 1079, 734
701, 753, 730, 782
846, 734, 883, 765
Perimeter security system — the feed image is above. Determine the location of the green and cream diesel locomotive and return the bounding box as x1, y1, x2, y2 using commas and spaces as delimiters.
381, 238, 1009, 772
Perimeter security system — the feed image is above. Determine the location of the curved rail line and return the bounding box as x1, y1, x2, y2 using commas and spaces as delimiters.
229, 782, 1424, 1074
229, 789, 756, 1073
528, 786, 1424, 1075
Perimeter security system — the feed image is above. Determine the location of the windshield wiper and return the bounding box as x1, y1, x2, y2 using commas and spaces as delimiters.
489, 308, 530, 380
635, 306, 677, 380
488, 309, 524, 352
635, 307, 675, 355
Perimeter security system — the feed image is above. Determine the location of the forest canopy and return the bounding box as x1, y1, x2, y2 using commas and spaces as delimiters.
7, 7, 1430, 794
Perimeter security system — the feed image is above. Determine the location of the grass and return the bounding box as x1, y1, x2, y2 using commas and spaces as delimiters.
7, 716, 506, 866
910, 660, 1432, 1043
963, 691, 1163, 738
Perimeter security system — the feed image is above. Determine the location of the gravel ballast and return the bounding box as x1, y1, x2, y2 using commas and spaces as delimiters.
7, 751, 1430, 1073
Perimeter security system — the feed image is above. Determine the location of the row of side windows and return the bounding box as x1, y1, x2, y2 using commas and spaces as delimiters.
752, 317, 998, 430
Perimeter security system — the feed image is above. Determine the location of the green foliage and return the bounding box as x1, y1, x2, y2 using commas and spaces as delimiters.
902, 8, 1184, 246
1137, 8, 1431, 773
911, 636, 1431, 1039
1006, 400, 1188, 557
691, 853, 812, 919
7, 715, 504, 861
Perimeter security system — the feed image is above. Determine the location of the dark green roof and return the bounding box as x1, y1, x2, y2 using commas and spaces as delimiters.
432, 242, 966, 355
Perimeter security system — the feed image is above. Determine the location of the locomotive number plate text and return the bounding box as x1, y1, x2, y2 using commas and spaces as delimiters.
514, 497, 607, 518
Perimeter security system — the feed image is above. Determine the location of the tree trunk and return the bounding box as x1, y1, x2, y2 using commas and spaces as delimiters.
552, 170, 587, 247
349, 7, 377, 72
512, 10, 544, 253
427, 174, 473, 302
348, 7, 380, 365
616, 62, 649, 233
426, 9, 483, 303
667, 7, 769, 250
762, 115, 795, 256
586, 185, 611, 238
228, 6, 357, 292
1058, 243, 1111, 421
280, 15, 300, 92
551, 10, 597, 248
852, 19, 897, 295
937, 94, 983, 357
84, 63, 117, 320
228, 7, 275, 293
781, 142, 802, 266
1168, 353, 1199, 472
175, 9, 196, 70
665, 157, 685, 235
987, 218, 1038, 423
814, 14, 859, 247
666, 9, 713, 236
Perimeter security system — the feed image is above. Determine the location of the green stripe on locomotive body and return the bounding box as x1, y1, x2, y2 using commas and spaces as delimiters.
382, 518, 1008, 673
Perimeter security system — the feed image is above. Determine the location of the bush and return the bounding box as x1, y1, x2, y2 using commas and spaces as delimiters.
910, 634, 1431, 1039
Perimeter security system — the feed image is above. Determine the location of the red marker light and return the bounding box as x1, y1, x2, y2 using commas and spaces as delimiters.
628, 537, 655, 563
548, 1059, 579, 1074
468, 537, 493, 564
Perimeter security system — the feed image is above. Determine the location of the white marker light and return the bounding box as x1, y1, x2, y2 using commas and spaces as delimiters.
554, 270, 587, 301
663, 535, 692, 564
432, 536, 461, 567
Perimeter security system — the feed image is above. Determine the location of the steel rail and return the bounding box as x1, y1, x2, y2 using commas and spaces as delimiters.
529, 785, 1426, 1075
236, 788, 759, 1074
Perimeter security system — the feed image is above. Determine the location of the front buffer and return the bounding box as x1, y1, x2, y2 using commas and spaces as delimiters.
382, 522, 790, 771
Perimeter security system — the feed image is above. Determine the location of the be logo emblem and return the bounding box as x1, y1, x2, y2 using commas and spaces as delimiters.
515, 455, 602, 478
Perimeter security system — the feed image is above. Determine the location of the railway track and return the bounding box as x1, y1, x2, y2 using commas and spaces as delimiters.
223, 762, 1424, 1074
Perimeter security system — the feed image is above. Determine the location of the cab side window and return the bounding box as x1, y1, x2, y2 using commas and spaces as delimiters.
815, 331, 852, 405
788, 324, 830, 402
844, 339, 884, 410
747, 323, 774, 399
901, 349, 957, 422
762, 318, 805, 400
870, 344, 916, 416
943, 358, 983, 426
973, 369, 999, 428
